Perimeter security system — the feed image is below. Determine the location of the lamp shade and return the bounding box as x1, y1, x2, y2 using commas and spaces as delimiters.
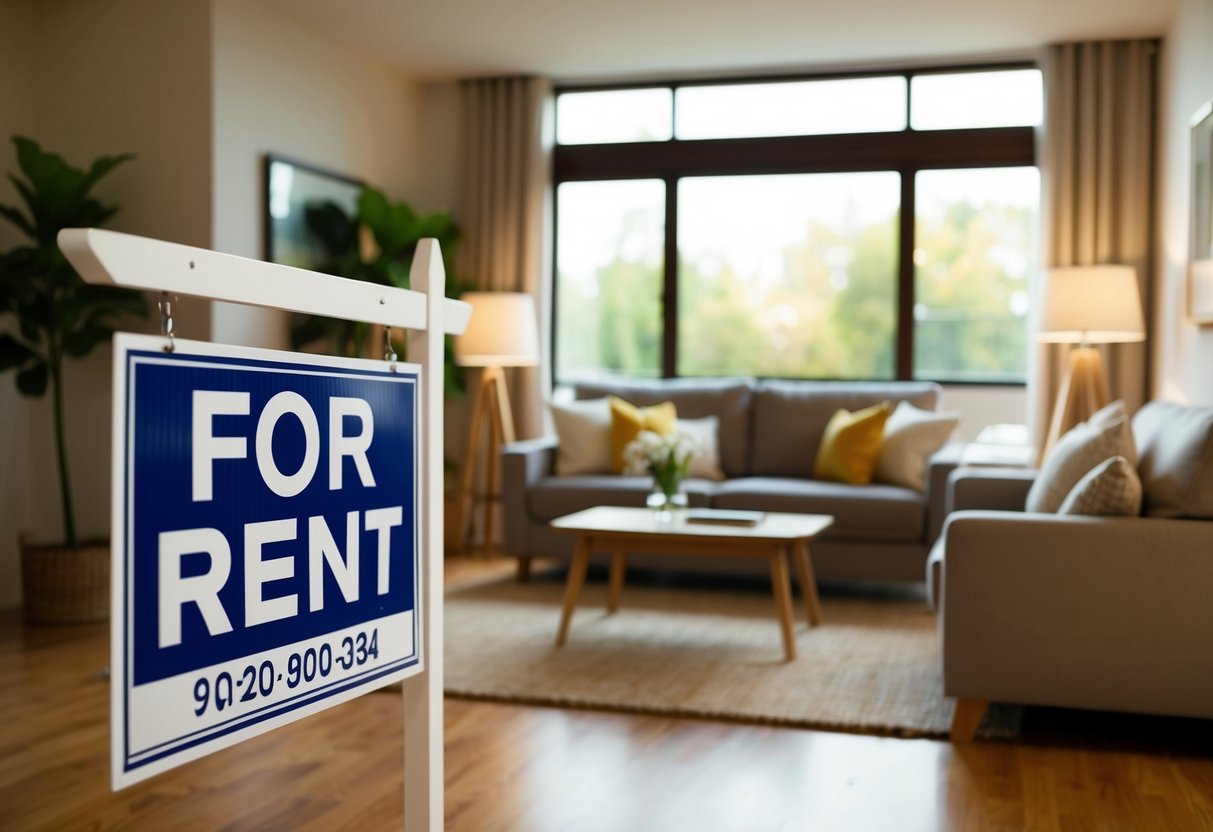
1038, 265, 1145, 344
454, 292, 540, 367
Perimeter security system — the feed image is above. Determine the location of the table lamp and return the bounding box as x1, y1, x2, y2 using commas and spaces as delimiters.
454, 292, 540, 554
1038, 265, 1144, 454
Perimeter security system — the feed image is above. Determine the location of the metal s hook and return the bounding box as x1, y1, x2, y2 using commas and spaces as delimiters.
384, 325, 398, 372
159, 292, 177, 353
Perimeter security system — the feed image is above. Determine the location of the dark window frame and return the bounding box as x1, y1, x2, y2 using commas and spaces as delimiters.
552, 63, 1038, 385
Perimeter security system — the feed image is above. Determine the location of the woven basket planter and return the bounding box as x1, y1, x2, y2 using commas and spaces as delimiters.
20, 540, 110, 624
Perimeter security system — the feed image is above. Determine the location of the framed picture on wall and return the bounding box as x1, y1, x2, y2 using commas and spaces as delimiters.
263, 153, 364, 272
1190, 99, 1213, 325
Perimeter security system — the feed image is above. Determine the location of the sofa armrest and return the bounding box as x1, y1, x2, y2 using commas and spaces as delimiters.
940, 511, 1213, 718
500, 436, 558, 555
925, 442, 964, 544
947, 467, 1038, 513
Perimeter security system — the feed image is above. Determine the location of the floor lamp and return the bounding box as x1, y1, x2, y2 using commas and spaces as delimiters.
1039, 265, 1145, 456
454, 292, 540, 555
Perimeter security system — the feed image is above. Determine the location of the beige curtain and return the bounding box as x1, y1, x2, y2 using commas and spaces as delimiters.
1035, 40, 1157, 453
457, 76, 552, 441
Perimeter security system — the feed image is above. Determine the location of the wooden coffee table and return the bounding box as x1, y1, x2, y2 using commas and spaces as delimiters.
550, 507, 834, 661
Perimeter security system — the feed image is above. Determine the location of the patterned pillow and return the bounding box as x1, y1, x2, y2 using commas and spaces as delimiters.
1025, 415, 1126, 513
1058, 456, 1143, 516
1088, 400, 1137, 468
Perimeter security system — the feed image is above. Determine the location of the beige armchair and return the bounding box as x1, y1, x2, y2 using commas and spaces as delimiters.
930, 401, 1213, 740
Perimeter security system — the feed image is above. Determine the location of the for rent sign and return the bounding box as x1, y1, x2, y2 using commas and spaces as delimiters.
111, 334, 422, 788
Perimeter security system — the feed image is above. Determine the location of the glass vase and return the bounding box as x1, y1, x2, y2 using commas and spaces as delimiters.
646, 477, 688, 523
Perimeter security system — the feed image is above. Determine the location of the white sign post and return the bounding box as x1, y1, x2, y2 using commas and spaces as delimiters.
60, 228, 467, 829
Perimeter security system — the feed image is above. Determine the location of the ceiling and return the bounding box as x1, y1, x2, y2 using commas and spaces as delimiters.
262, 0, 1177, 82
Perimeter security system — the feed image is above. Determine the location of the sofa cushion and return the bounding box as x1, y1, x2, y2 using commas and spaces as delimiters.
549, 397, 612, 474
609, 397, 676, 473
711, 477, 925, 542
1091, 399, 1137, 468
575, 378, 754, 478
750, 380, 940, 478
679, 416, 726, 480
875, 401, 960, 492
1057, 455, 1143, 516
528, 475, 716, 520
813, 402, 892, 485
1025, 414, 1125, 513
1132, 400, 1213, 518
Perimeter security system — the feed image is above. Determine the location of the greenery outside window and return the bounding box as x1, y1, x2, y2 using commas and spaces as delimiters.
553, 65, 1041, 385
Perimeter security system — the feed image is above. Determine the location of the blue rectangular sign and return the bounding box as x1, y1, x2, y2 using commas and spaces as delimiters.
111, 334, 423, 788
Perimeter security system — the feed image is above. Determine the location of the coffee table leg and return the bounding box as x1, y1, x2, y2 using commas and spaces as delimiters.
769, 548, 797, 661
608, 551, 627, 613
792, 540, 822, 627
556, 537, 591, 646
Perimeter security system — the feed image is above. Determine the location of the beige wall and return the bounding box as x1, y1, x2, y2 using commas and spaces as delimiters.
210, 0, 449, 349
1157, 0, 1213, 404
0, 0, 214, 608
0, 0, 40, 608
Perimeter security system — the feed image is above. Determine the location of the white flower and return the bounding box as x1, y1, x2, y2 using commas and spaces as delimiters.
621, 430, 696, 477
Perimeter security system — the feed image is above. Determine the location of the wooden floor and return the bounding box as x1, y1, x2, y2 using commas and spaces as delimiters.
2, 555, 1211, 831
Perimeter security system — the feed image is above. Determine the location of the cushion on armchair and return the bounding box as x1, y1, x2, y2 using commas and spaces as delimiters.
1025, 402, 1130, 513
1132, 400, 1213, 518
1057, 455, 1142, 516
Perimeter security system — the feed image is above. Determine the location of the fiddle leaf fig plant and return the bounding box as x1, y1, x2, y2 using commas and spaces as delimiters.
0, 136, 147, 547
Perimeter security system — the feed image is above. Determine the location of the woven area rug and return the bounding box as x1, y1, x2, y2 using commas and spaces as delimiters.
444, 575, 957, 738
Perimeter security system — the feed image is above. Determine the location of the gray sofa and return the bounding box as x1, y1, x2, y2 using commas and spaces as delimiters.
502, 377, 962, 582
931, 400, 1213, 738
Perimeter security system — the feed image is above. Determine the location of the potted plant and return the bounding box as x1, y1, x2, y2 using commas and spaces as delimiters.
289, 184, 470, 394
0, 136, 146, 623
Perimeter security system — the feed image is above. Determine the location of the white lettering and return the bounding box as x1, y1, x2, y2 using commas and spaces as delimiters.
364, 506, 403, 595
158, 528, 234, 647
255, 392, 320, 498
192, 391, 249, 501
244, 518, 298, 627
308, 512, 360, 611
329, 397, 376, 490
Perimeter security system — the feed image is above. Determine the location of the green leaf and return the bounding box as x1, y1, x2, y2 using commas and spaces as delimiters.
385, 259, 410, 289
63, 326, 114, 357
15, 360, 48, 397
290, 314, 338, 350
79, 151, 135, 199
0, 202, 35, 239
0, 334, 37, 370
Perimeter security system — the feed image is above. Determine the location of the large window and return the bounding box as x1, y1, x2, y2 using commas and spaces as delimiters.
554, 67, 1041, 384
678, 173, 899, 378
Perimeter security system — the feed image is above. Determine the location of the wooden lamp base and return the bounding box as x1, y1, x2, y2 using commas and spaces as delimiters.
1043, 346, 1109, 457
456, 365, 515, 556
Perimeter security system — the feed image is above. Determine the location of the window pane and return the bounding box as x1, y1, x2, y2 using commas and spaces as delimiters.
556, 89, 673, 144
913, 167, 1040, 383
555, 180, 665, 381
678, 173, 900, 379
675, 77, 907, 139
910, 69, 1042, 130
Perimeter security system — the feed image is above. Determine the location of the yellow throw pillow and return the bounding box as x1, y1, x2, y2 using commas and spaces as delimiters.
814, 402, 893, 485
609, 397, 677, 473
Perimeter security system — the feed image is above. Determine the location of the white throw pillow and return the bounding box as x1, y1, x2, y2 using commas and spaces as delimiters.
677, 416, 726, 481
1058, 455, 1143, 516
548, 398, 611, 475
873, 401, 959, 492
1025, 415, 1126, 513
1088, 399, 1137, 468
